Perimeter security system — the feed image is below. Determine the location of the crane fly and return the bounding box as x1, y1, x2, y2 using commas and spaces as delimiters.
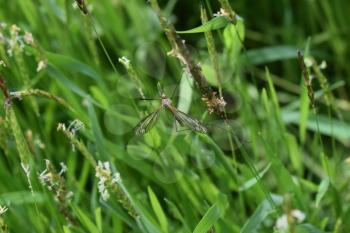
134, 83, 208, 136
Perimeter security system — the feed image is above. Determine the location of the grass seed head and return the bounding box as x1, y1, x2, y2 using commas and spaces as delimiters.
74, 0, 89, 14
297, 50, 315, 108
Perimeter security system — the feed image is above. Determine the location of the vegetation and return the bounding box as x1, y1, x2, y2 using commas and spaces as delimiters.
0, 0, 349, 232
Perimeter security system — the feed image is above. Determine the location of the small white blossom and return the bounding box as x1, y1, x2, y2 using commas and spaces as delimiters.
304, 57, 313, 68
72, 1, 79, 10
57, 123, 66, 131
7, 49, 13, 57
112, 173, 121, 184
319, 60, 327, 69
36, 60, 47, 72
213, 8, 230, 18
59, 162, 68, 175
95, 161, 117, 201
275, 215, 288, 231
39, 168, 48, 184
275, 209, 306, 231
118, 56, 130, 66
0, 205, 8, 215
10, 24, 20, 36
291, 209, 306, 222
0, 60, 6, 67
68, 119, 85, 134
66, 191, 74, 200
34, 138, 45, 149
0, 22, 7, 29
24, 32, 34, 45
0, 32, 4, 42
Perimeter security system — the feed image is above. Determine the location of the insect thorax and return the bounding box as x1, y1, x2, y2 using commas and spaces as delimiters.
161, 96, 172, 107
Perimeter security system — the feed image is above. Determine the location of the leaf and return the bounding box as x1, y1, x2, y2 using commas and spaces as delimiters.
148, 186, 168, 233
246, 46, 299, 65
240, 195, 283, 233
315, 177, 330, 208
72, 205, 100, 233
87, 98, 107, 160
295, 224, 326, 233
0, 192, 45, 205
99, 201, 135, 228
193, 194, 228, 233
164, 199, 192, 232
239, 163, 271, 191
281, 111, 350, 141
286, 133, 301, 173
17, 0, 39, 30
177, 72, 193, 113
223, 20, 245, 55
193, 204, 221, 233
47, 65, 99, 106
95, 207, 102, 232
177, 16, 230, 34
283, 80, 345, 112
46, 52, 100, 81
201, 63, 217, 87
63, 226, 72, 233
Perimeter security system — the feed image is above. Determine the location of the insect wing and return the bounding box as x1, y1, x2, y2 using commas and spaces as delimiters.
172, 108, 207, 134
134, 108, 162, 136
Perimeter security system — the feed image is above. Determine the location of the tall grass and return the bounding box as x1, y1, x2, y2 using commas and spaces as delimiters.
0, 0, 350, 232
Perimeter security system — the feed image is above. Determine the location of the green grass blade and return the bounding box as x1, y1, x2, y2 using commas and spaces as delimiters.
147, 186, 168, 233
177, 16, 230, 34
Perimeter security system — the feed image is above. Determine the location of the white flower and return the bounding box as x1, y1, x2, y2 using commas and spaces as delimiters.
275, 215, 288, 231
118, 56, 130, 66
112, 173, 121, 184
319, 60, 327, 69
103, 162, 110, 171
213, 8, 229, 18
0, 60, 6, 67
291, 209, 306, 222
0, 33, 4, 43
72, 1, 78, 9
24, 32, 34, 45
36, 60, 47, 72
0, 205, 8, 215
57, 123, 66, 131
275, 209, 306, 231
101, 189, 110, 201
0, 22, 7, 29
59, 162, 68, 175
39, 168, 48, 184
10, 24, 20, 36
304, 57, 313, 68
66, 191, 74, 200
67, 119, 85, 134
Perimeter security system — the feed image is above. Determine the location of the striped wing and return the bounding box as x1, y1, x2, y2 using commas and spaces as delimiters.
134, 108, 162, 136
172, 108, 208, 134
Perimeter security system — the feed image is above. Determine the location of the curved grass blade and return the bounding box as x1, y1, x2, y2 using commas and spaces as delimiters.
170, 108, 208, 134
176, 16, 230, 34
135, 108, 162, 136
